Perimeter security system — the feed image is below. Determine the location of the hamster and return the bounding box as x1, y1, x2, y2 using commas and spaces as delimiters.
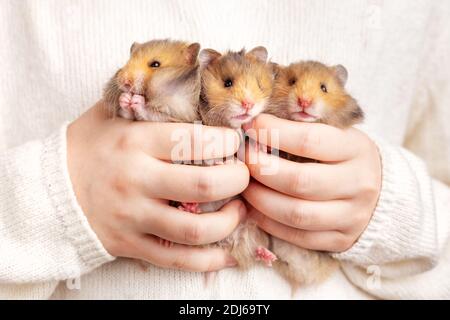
199, 47, 275, 129
187, 47, 278, 269
265, 60, 364, 291
103, 39, 202, 268
103, 39, 201, 123
266, 60, 363, 127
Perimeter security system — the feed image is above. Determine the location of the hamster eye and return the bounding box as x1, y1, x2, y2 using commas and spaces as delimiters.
289, 78, 296, 86
320, 83, 328, 93
148, 61, 161, 68
224, 79, 233, 88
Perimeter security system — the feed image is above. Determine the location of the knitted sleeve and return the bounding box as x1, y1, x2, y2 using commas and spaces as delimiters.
333, 2, 450, 299
0, 123, 114, 293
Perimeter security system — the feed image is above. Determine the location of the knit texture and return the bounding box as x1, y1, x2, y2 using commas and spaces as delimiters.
0, 0, 449, 299
334, 133, 438, 272
0, 124, 114, 285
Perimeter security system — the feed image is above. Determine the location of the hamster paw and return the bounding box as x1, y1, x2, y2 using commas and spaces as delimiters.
129, 94, 146, 111
255, 247, 278, 267
119, 92, 133, 109
178, 202, 201, 214
119, 93, 145, 111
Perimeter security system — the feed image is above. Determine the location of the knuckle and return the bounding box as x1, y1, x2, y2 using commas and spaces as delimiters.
288, 229, 306, 245
184, 222, 204, 245
171, 252, 191, 270
290, 169, 311, 196
115, 131, 135, 151
109, 172, 130, 196
288, 204, 307, 228
195, 171, 216, 200
297, 129, 318, 155
112, 209, 130, 223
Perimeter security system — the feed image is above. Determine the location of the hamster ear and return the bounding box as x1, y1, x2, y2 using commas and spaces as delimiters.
185, 42, 201, 65
346, 100, 365, 125
333, 64, 348, 86
199, 49, 221, 69
269, 62, 283, 79
130, 42, 141, 55
247, 46, 268, 63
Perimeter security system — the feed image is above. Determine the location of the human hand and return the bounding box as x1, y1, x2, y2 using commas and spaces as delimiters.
67, 101, 249, 271
242, 114, 381, 252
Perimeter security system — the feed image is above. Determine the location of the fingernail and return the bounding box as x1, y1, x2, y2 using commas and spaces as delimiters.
226, 255, 238, 267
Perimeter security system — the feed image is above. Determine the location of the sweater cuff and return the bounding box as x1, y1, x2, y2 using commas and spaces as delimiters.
41, 123, 114, 278
333, 130, 438, 272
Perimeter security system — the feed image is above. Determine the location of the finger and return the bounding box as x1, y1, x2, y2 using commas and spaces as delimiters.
135, 235, 237, 272
128, 121, 241, 161
146, 159, 249, 202
243, 180, 352, 231
245, 113, 359, 161
136, 199, 247, 246
249, 208, 351, 252
245, 142, 357, 200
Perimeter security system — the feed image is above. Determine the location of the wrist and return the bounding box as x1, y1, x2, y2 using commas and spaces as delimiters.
333, 131, 437, 274
45, 123, 114, 277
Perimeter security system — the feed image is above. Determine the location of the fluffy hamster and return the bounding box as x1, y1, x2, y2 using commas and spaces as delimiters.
266, 61, 364, 290
199, 46, 275, 129
103, 39, 202, 270
191, 47, 278, 269
266, 60, 363, 127
103, 39, 201, 122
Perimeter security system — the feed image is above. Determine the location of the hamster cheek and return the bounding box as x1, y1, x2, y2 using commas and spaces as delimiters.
286, 91, 298, 114
310, 99, 327, 119
249, 99, 267, 118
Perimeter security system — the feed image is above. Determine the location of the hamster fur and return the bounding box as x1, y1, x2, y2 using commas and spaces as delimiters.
103, 39, 202, 269
266, 60, 363, 127
103, 39, 201, 123
196, 47, 278, 269
266, 60, 364, 290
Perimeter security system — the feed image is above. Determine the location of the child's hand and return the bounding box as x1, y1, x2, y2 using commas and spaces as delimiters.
67, 101, 249, 271
242, 114, 381, 252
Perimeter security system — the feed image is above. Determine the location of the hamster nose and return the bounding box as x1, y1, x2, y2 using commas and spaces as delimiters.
241, 100, 255, 110
298, 97, 312, 109
123, 80, 133, 91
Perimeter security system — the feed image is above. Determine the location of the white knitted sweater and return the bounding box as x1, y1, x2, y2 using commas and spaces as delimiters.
0, 0, 449, 299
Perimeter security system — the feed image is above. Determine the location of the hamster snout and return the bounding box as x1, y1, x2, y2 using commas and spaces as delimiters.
285, 76, 332, 122
116, 70, 147, 95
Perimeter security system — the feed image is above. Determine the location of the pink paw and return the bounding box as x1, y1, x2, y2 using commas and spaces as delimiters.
119, 92, 145, 111
255, 247, 278, 267
178, 202, 201, 214
119, 92, 133, 110
129, 94, 145, 111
